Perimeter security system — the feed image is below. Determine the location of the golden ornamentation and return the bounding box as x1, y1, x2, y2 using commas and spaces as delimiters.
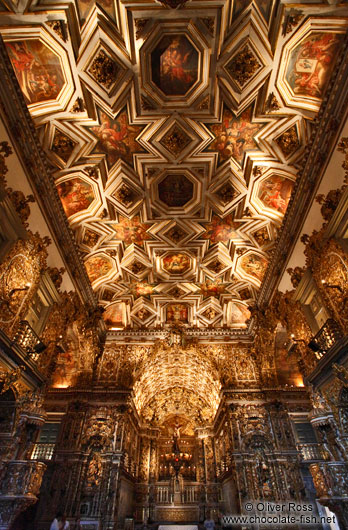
17, 389, 45, 416
114, 184, 136, 206
71, 97, 85, 113
129, 261, 146, 275
203, 307, 217, 320
169, 285, 185, 298
86, 452, 103, 490
265, 92, 280, 112
158, 0, 189, 8
82, 229, 100, 248
85, 165, 99, 179
88, 50, 118, 89
0, 141, 12, 187
0, 232, 49, 337
272, 291, 317, 376
286, 266, 305, 288
136, 308, 151, 321
0, 460, 46, 496
310, 462, 348, 498
141, 95, 155, 110
52, 130, 75, 162
165, 225, 188, 244
197, 95, 209, 110
253, 227, 270, 246
201, 17, 215, 35
155, 507, 198, 522
310, 239, 348, 331
46, 266, 65, 290
46, 20, 66, 41
0, 366, 25, 394
134, 19, 149, 39
83, 408, 115, 450
282, 9, 304, 36
333, 364, 348, 388
316, 189, 345, 221
160, 124, 192, 157
216, 182, 237, 205
6, 189, 35, 225
275, 125, 299, 158
207, 259, 225, 274
226, 45, 261, 88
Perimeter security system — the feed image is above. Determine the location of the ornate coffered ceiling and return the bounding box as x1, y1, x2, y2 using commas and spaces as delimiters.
0, 0, 348, 331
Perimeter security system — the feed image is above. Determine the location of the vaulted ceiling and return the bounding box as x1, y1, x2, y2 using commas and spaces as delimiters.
1, 0, 347, 330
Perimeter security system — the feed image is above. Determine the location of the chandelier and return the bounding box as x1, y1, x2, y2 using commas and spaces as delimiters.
164, 436, 192, 478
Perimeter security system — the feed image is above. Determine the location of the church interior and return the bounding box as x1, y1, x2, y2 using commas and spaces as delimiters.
0, 0, 348, 528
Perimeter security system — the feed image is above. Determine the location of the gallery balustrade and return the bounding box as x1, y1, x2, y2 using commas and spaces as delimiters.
308, 319, 344, 358
296, 443, 328, 462
13, 320, 46, 361
31, 442, 55, 461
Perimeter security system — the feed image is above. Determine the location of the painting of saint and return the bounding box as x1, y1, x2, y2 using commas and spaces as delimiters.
151, 35, 198, 96
228, 302, 251, 326
162, 253, 191, 275
239, 253, 268, 282
206, 106, 264, 165
258, 176, 294, 215
129, 282, 156, 298
199, 280, 226, 298
85, 255, 113, 284
158, 174, 193, 207
285, 32, 342, 99
5, 40, 64, 105
166, 303, 188, 323
103, 302, 125, 327
111, 216, 152, 246
57, 178, 95, 218
77, 0, 115, 22
202, 215, 243, 245
88, 108, 144, 168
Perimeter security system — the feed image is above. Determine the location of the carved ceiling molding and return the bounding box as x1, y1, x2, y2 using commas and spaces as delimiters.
257, 31, 348, 308
0, 35, 98, 312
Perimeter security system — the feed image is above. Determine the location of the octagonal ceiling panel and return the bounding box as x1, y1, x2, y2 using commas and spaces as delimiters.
139, 20, 210, 108
2, 27, 76, 117
277, 18, 348, 112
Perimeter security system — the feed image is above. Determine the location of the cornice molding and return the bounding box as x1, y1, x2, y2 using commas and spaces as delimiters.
0, 36, 98, 311
105, 326, 253, 343
257, 30, 348, 307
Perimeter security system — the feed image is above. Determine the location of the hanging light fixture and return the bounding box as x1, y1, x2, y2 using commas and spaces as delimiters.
164, 435, 192, 478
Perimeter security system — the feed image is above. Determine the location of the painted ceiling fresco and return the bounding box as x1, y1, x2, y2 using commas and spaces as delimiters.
1, 0, 348, 329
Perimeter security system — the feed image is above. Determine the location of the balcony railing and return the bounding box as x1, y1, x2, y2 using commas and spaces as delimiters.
308, 319, 344, 358
13, 320, 46, 361
31, 442, 55, 461
297, 443, 328, 462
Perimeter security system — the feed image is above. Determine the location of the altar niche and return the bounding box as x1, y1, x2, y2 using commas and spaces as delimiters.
135, 416, 221, 524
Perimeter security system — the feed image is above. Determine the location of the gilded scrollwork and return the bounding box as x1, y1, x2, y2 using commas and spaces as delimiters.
0, 232, 49, 337
311, 239, 348, 331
